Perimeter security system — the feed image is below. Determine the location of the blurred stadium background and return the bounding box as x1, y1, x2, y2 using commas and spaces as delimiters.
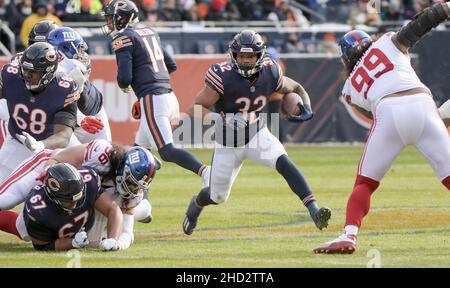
1, 0, 449, 145
1, 1, 450, 268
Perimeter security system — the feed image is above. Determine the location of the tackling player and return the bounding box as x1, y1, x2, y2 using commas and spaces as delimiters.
0, 42, 79, 183
47, 27, 111, 144
0, 146, 158, 251
20, 163, 122, 252
182, 30, 331, 235
314, 2, 450, 254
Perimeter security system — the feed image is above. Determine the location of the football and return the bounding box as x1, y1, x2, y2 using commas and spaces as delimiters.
281, 92, 302, 116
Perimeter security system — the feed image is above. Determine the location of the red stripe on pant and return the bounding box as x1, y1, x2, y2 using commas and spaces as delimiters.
345, 175, 380, 228
144, 95, 164, 149
0, 150, 51, 195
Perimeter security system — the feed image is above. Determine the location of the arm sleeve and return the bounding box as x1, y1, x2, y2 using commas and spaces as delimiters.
25, 214, 55, 243
78, 80, 103, 116
205, 64, 224, 96
163, 48, 177, 74
53, 102, 77, 130
272, 61, 284, 92
115, 49, 133, 89
117, 213, 134, 250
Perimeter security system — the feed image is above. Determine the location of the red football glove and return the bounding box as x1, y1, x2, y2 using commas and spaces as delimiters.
80, 116, 104, 134
132, 100, 141, 120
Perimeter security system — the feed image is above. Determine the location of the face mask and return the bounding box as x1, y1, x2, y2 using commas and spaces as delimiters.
21, 7, 32, 15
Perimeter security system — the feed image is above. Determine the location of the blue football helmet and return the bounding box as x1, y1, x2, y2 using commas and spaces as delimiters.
47, 27, 88, 59
338, 30, 372, 64
115, 147, 159, 199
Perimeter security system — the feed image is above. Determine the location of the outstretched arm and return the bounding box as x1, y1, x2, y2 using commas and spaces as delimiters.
392, 2, 450, 53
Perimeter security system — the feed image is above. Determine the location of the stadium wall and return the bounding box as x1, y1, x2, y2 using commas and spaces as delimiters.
1, 51, 448, 145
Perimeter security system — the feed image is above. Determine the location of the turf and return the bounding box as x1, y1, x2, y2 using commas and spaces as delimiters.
1, 145, 449, 268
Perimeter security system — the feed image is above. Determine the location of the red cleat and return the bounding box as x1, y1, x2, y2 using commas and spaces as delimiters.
313, 234, 357, 254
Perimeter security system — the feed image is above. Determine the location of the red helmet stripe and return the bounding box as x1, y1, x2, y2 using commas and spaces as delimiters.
351, 31, 364, 48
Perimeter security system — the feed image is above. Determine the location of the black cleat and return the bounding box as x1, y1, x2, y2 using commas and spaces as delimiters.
183, 196, 203, 235
312, 207, 331, 230
138, 214, 153, 224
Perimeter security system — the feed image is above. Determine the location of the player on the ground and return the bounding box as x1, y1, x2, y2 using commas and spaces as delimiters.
87, 146, 159, 250
18, 163, 122, 251
313, 2, 450, 254
47, 27, 111, 144
182, 29, 331, 235
0, 21, 59, 150
102, 0, 210, 187
0, 140, 154, 224
0, 42, 79, 183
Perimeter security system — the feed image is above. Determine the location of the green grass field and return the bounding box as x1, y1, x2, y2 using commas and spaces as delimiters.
1, 145, 449, 268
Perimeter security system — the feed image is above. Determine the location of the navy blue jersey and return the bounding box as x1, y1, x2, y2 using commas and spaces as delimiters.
1, 64, 79, 141
206, 57, 283, 116
23, 168, 104, 243
205, 57, 283, 146
112, 27, 173, 98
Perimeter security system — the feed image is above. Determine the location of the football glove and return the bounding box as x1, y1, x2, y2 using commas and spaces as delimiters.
72, 229, 89, 249
16, 132, 45, 152
121, 86, 132, 94
99, 238, 119, 251
439, 99, 450, 119
287, 103, 314, 122
80, 116, 104, 134
132, 100, 141, 120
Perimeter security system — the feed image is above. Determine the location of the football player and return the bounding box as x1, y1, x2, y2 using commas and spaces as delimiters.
103, 0, 210, 188
18, 163, 122, 252
0, 21, 59, 151
182, 30, 331, 236
0, 140, 154, 225
47, 27, 112, 144
314, 2, 450, 254
0, 146, 158, 251
0, 42, 79, 183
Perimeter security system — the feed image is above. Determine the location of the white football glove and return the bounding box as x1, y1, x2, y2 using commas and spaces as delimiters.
121, 86, 132, 94
439, 99, 450, 119
99, 238, 119, 251
16, 132, 45, 152
225, 113, 248, 130
72, 230, 89, 249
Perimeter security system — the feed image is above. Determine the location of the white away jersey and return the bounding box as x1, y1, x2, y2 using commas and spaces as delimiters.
83, 139, 112, 174
342, 32, 427, 111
